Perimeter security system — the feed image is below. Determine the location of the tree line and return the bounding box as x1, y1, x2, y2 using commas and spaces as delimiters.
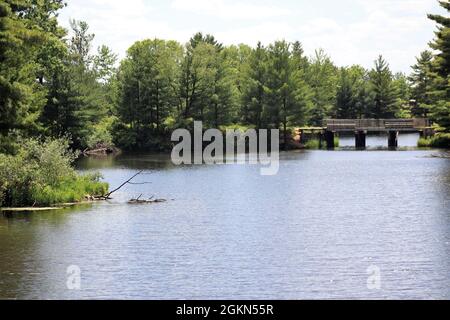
1, 0, 449, 153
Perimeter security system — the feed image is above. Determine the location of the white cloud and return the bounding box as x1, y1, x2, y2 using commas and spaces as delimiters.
292, 0, 439, 72
59, 0, 190, 59
58, 0, 443, 72
357, 0, 436, 15
214, 22, 296, 46
171, 0, 290, 20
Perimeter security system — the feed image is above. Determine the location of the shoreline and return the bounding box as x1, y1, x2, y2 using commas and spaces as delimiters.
0, 200, 102, 213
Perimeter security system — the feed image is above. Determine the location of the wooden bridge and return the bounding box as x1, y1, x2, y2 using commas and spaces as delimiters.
324, 118, 430, 132
297, 118, 433, 149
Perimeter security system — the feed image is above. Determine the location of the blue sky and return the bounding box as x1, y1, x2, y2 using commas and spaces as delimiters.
59, 0, 445, 73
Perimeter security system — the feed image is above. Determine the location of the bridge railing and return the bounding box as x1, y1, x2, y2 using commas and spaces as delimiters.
324, 118, 430, 131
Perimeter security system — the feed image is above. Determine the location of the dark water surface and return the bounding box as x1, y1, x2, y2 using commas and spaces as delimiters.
1, 135, 450, 299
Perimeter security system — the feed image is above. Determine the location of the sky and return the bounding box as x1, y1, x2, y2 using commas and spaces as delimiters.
58, 0, 446, 73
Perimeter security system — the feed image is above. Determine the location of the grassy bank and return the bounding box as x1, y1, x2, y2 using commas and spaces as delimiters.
305, 137, 340, 149
418, 134, 450, 149
0, 138, 108, 208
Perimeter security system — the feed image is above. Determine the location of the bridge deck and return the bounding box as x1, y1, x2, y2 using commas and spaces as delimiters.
323, 118, 430, 132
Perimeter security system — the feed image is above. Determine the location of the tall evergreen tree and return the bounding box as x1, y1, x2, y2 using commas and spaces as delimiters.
241, 42, 268, 128
0, 0, 65, 151
409, 51, 434, 117
114, 39, 183, 149
368, 55, 399, 118
392, 72, 412, 118
42, 20, 115, 149
335, 66, 366, 119
264, 40, 311, 147
305, 49, 337, 126
180, 42, 218, 123
428, 0, 450, 130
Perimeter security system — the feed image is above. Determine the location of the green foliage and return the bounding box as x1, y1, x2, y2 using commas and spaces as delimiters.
240, 42, 268, 127
179, 38, 234, 126
41, 20, 117, 149
368, 55, 400, 118
335, 65, 368, 118
265, 40, 311, 129
0, 0, 54, 142
409, 51, 434, 117
31, 174, 108, 206
219, 124, 256, 132
304, 139, 321, 149
305, 49, 338, 125
418, 133, 450, 148
87, 116, 115, 149
304, 136, 339, 149
94, 45, 118, 82
0, 138, 108, 207
113, 38, 184, 150
334, 136, 340, 148
391, 72, 412, 118
427, 1, 450, 131
418, 137, 431, 147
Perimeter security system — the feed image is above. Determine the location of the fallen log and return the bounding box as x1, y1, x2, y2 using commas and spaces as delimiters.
427, 153, 450, 159
128, 195, 167, 204
82, 143, 121, 156
98, 170, 150, 200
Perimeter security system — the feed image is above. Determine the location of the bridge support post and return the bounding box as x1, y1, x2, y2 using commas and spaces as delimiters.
299, 129, 304, 143
324, 130, 335, 149
388, 131, 398, 148
355, 130, 366, 149
420, 128, 434, 139
318, 132, 323, 149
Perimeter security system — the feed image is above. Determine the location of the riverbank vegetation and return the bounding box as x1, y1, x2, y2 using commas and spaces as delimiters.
304, 137, 340, 150
0, 138, 108, 208
418, 134, 450, 148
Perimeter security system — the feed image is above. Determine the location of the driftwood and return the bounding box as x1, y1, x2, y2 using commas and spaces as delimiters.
95, 170, 151, 200
83, 143, 120, 156
91, 170, 168, 204
427, 153, 450, 159
128, 194, 167, 204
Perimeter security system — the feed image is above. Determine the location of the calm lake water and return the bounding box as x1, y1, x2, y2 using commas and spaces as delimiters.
1, 134, 450, 299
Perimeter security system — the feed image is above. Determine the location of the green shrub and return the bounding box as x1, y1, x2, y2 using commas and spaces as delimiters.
0, 138, 108, 207
418, 137, 431, 148
418, 134, 450, 148
334, 136, 340, 148
87, 116, 115, 149
304, 137, 339, 149
219, 124, 256, 132
31, 174, 108, 205
305, 139, 321, 149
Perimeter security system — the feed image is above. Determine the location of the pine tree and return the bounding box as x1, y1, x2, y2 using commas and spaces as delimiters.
392, 72, 412, 118
0, 0, 56, 151
409, 51, 434, 117
368, 55, 399, 118
264, 40, 311, 148
114, 39, 183, 149
241, 42, 268, 129
305, 49, 338, 126
42, 20, 114, 149
335, 66, 366, 119
428, 0, 450, 130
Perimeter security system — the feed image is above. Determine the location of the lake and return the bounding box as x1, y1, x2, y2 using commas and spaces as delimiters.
1, 133, 450, 299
